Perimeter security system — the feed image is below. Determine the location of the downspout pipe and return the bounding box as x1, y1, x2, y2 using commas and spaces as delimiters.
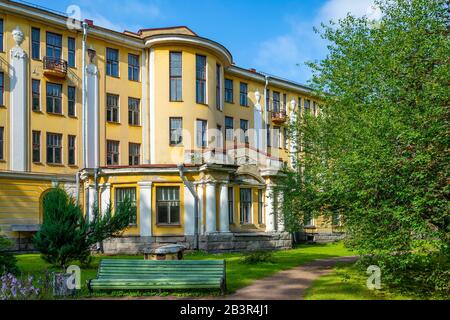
177, 164, 199, 250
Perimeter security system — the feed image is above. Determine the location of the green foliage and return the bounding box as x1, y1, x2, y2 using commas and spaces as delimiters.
0, 234, 18, 275
279, 0, 449, 294
242, 250, 275, 264
33, 187, 134, 268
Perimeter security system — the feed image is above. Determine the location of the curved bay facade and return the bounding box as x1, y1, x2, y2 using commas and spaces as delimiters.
0, 1, 342, 252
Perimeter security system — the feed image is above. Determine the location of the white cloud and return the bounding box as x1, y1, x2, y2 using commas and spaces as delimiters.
253, 0, 379, 84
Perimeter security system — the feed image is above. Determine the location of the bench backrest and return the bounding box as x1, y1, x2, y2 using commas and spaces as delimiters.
97, 259, 225, 280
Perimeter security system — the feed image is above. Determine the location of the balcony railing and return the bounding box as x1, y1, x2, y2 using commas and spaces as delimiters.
43, 57, 67, 78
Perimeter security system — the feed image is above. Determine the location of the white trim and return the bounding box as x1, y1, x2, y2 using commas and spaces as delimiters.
138, 181, 152, 237
205, 182, 216, 233
141, 49, 149, 164
149, 48, 156, 164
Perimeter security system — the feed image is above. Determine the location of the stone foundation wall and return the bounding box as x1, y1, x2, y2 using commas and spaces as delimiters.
295, 232, 346, 244
102, 232, 292, 255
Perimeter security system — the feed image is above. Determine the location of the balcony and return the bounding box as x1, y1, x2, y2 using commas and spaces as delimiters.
271, 111, 287, 124
43, 57, 67, 79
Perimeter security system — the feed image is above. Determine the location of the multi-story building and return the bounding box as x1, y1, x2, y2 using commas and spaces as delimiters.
0, 1, 340, 253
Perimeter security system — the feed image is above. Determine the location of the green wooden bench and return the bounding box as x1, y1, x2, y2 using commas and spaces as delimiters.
87, 259, 227, 294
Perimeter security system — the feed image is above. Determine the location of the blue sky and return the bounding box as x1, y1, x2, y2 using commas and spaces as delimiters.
26, 0, 378, 84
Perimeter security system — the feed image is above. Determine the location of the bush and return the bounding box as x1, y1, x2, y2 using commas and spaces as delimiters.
33, 187, 134, 268
243, 250, 274, 264
0, 234, 18, 275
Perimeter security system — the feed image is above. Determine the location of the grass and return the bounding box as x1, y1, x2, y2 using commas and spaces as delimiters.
304, 262, 420, 300
14, 242, 352, 298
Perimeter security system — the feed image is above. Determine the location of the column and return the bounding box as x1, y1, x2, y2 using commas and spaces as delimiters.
184, 185, 195, 236
9, 27, 28, 172
277, 192, 285, 232
138, 182, 152, 237
205, 182, 217, 233
265, 185, 276, 232
87, 185, 96, 221
100, 183, 111, 216
85, 63, 99, 168
219, 183, 230, 232
197, 184, 205, 235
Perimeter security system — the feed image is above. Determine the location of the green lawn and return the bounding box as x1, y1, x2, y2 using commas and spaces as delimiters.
15, 242, 352, 298
304, 263, 421, 300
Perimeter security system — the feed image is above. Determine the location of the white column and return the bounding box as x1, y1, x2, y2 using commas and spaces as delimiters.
86, 63, 99, 168
205, 182, 217, 233
100, 183, 111, 216
265, 185, 276, 232
138, 182, 152, 237
219, 183, 230, 232
277, 192, 285, 232
9, 27, 28, 172
87, 185, 96, 221
197, 184, 205, 235
184, 185, 195, 236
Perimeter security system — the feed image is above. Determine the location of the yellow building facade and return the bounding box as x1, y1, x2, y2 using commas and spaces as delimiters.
0, 1, 340, 253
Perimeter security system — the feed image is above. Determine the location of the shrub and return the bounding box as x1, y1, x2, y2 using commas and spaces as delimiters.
243, 250, 274, 264
0, 234, 18, 275
0, 273, 40, 300
33, 187, 134, 268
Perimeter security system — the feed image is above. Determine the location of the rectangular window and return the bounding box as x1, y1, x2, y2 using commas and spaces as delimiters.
169, 52, 182, 101
304, 99, 311, 114
68, 135, 76, 165
228, 187, 234, 224
240, 119, 248, 144
106, 94, 119, 123
240, 188, 252, 224
0, 72, 3, 106
273, 91, 280, 112
68, 86, 76, 116
196, 54, 206, 104
0, 127, 3, 160
106, 140, 120, 165
225, 79, 233, 104
196, 119, 207, 148
283, 93, 287, 112
216, 64, 221, 109
106, 48, 119, 77
266, 89, 270, 111
46, 83, 62, 114
128, 97, 140, 125
240, 82, 248, 107
129, 143, 140, 166
31, 27, 40, 59
266, 124, 271, 147
273, 126, 280, 148
156, 187, 180, 225
68, 37, 75, 67
225, 116, 234, 141
32, 131, 40, 163
46, 32, 62, 59
128, 54, 139, 81
115, 188, 137, 225
169, 117, 183, 146
258, 189, 263, 224
46, 133, 62, 164
0, 19, 3, 52
284, 127, 288, 149
32, 80, 40, 111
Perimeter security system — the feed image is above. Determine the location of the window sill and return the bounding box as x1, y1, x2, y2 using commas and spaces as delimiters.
107, 75, 120, 79
169, 100, 184, 103
129, 124, 142, 128
128, 79, 140, 83
33, 162, 44, 166
196, 102, 208, 107
68, 165, 79, 169
0, 105, 6, 108
0, 160, 6, 163
156, 224, 181, 227
68, 115, 78, 119
32, 109, 43, 114
32, 58, 42, 62
47, 163, 65, 167
107, 121, 121, 125
47, 112, 65, 117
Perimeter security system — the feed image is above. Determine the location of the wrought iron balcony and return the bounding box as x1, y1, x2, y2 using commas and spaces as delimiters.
271, 111, 287, 124
43, 57, 67, 78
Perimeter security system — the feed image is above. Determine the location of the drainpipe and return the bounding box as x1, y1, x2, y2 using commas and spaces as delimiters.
81, 21, 88, 168
177, 164, 199, 250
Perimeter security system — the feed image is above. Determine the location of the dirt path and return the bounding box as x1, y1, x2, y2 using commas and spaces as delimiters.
223, 256, 358, 300
91, 256, 357, 300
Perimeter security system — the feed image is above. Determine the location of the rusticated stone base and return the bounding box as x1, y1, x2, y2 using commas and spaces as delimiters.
101, 232, 292, 255
295, 232, 346, 244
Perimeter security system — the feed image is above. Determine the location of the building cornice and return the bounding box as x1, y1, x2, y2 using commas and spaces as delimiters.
0, 170, 76, 182
144, 34, 233, 66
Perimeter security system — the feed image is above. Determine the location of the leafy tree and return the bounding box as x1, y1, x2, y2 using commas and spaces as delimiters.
279, 0, 449, 294
0, 234, 18, 274
33, 187, 134, 268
